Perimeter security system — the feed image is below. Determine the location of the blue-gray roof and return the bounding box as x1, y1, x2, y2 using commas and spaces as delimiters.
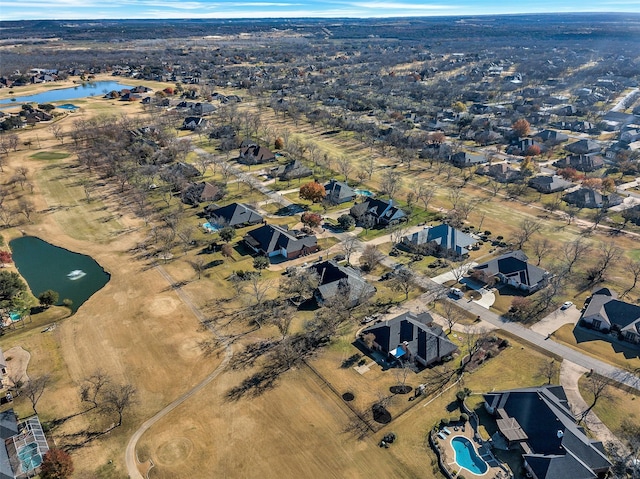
404, 224, 476, 255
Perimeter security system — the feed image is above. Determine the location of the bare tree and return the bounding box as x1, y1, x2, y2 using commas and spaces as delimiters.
80, 369, 110, 409
269, 303, 296, 340
187, 257, 206, 280
459, 326, 488, 372
439, 299, 464, 334
360, 244, 383, 272
538, 359, 558, 385
361, 156, 376, 180
49, 123, 65, 144
562, 238, 591, 275
447, 186, 463, 210
336, 156, 354, 182
621, 259, 640, 298
389, 224, 409, 246
341, 236, 359, 264
389, 267, 415, 300
22, 374, 51, 414
244, 277, 275, 327
587, 242, 622, 284
177, 226, 195, 254
379, 169, 402, 198
279, 269, 320, 306
531, 237, 553, 266
102, 383, 136, 427
513, 218, 542, 250
578, 373, 613, 424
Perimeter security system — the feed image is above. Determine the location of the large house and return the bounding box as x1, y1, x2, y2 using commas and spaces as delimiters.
239, 144, 276, 164
350, 198, 406, 227
402, 223, 477, 257
0, 409, 50, 479
269, 160, 312, 180
450, 151, 487, 168
473, 250, 551, 293
243, 224, 318, 260
528, 175, 572, 193
324, 179, 356, 204
180, 181, 224, 206
553, 154, 605, 172
360, 311, 457, 367
309, 260, 375, 307
563, 188, 623, 209
205, 202, 263, 228
484, 386, 611, 479
578, 288, 640, 347
565, 139, 602, 155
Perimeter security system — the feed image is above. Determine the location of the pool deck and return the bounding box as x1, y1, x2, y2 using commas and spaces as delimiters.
435, 422, 511, 479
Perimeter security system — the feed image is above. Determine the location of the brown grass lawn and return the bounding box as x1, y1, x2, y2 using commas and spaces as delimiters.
578, 376, 640, 436
1, 76, 639, 478
552, 324, 640, 371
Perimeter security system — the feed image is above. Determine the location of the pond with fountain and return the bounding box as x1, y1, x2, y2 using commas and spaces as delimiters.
9, 236, 110, 312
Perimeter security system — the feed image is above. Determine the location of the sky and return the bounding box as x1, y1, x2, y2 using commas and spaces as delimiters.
0, 0, 639, 21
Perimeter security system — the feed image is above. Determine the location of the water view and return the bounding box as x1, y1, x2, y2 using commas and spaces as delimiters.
0, 81, 134, 105
10, 236, 110, 312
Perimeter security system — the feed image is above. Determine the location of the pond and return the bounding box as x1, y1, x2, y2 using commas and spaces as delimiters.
10, 236, 110, 312
0, 81, 134, 106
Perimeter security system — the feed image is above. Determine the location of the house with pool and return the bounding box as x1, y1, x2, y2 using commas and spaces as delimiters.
483, 385, 611, 479
0, 409, 49, 479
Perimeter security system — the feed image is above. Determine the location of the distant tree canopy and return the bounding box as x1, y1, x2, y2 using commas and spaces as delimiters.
0, 271, 26, 306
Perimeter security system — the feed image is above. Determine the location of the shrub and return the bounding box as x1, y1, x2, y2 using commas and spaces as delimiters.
460, 413, 469, 422
484, 230, 491, 236
499, 339, 510, 348
440, 417, 450, 426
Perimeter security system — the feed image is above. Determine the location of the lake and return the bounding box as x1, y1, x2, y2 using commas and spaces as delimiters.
0, 81, 135, 105
10, 236, 110, 312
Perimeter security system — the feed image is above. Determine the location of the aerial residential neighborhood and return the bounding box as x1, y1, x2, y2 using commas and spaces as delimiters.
0, 12, 638, 479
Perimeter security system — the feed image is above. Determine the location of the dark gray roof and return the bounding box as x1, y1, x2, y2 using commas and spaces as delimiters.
582, 291, 640, 332
244, 224, 317, 256
474, 251, 549, 289
565, 139, 602, 155
309, 260, 375, 306
325, 179, 356, 203
528, 175, 572, 193
484, 386, 611, 479
361, 311, 457, 366
350, 198, 406, 224
207, 202, 262, 227
403, 223, 476, 255
0, 409, 18, 479
270, 160, 312, 179
563, 188, 623, 209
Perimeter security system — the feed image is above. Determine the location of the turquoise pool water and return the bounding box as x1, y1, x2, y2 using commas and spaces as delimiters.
57, 103, 79, 110
451, 436, 488, 475
354, 189, 374, 197
9, 312, 21, 321
18, 443, 42, 472
203, 222, 221, 232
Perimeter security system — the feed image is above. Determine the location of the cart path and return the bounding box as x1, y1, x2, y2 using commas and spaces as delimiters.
124, 265, 232, 479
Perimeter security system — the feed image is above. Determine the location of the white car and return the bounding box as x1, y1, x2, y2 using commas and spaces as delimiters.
561, 301, 573, 310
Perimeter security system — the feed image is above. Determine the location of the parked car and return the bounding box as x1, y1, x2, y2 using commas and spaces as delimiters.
561, 301, 573, 310
450, 287, 464, 299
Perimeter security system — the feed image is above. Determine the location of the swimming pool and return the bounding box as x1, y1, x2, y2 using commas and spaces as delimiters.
203, 222, 221, 233
451, 436, 488, 475
9, 311, 21, 321
18, 442, 42, 472
354, 189, 374, 197
57, 103, 79, 110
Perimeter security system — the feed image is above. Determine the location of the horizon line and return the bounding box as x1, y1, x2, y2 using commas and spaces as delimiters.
3, 11, 640, 22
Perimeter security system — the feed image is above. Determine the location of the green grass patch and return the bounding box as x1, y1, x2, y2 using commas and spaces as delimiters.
30, 151, 71, 160
578, 375, 640, 435
552, 324, 640, 371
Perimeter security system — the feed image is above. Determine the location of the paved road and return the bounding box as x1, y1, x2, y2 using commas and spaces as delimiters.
440, 287, 640, 392
124, 265, 233, 479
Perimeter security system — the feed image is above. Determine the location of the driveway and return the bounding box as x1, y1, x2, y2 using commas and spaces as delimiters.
460, 277, 495, 309
431, 262, 477, 284
530, 305, 581, 336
